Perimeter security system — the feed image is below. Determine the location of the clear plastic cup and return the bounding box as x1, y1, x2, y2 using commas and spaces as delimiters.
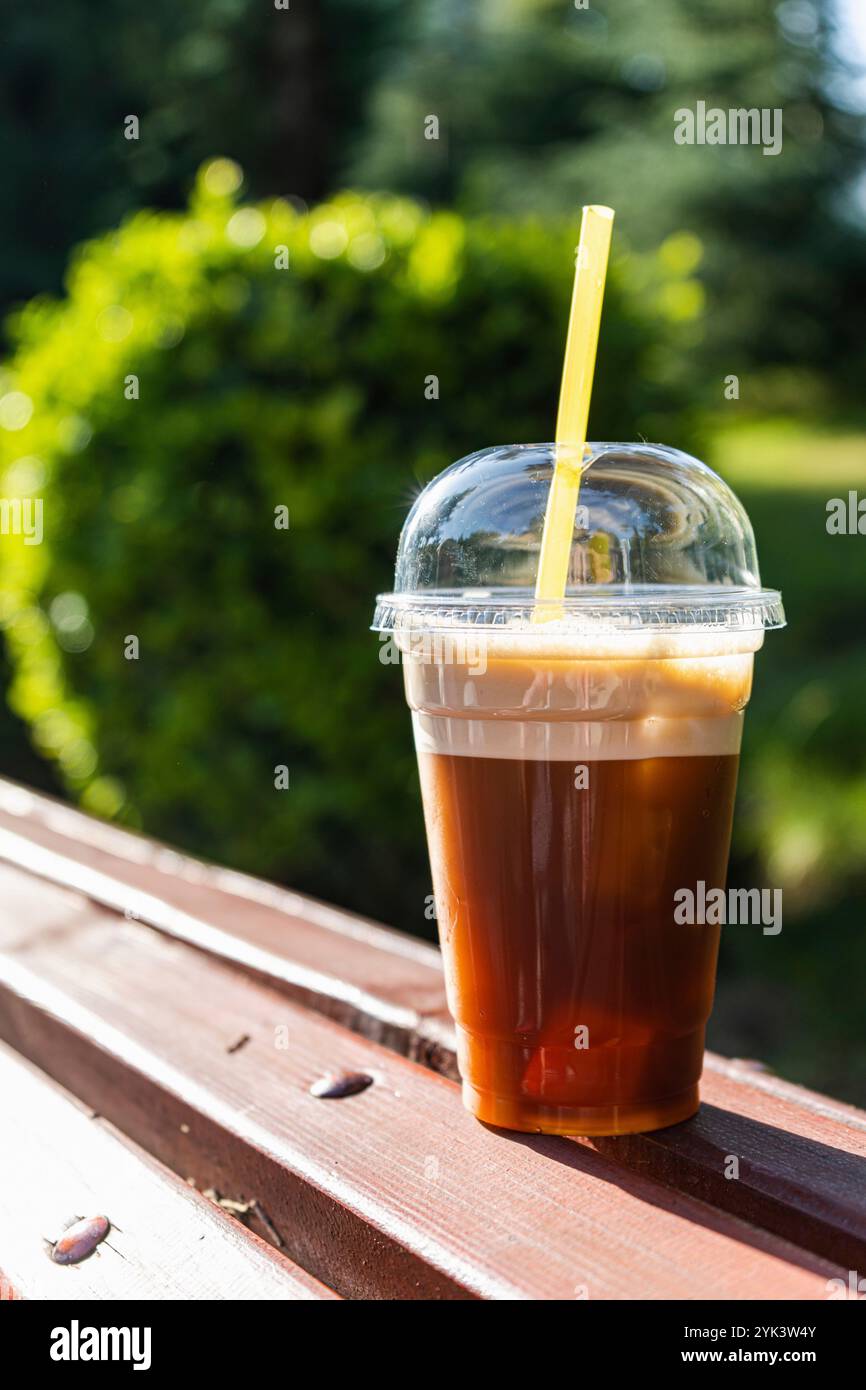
373, 443, 784, 1136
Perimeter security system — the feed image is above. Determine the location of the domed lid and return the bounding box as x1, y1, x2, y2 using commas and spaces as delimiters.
373, 442, 784, 634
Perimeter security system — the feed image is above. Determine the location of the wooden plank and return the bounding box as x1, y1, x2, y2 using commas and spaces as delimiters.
585, 1057, 866, 1272
0, 779, 454, 1068
0, 1042, 338, 1301
0, 780, 864, 1268
0, 864, 847, 1300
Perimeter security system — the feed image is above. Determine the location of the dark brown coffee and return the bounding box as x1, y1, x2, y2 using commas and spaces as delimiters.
418, 747, 740, 1134
400, 633, 757, 1135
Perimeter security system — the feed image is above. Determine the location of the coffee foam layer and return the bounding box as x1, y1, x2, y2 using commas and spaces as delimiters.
404, 650, 754, 722
402, 634, 754, 761
413, 711, 744, 761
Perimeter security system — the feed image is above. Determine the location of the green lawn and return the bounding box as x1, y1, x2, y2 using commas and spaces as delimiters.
711, 418, 866, 492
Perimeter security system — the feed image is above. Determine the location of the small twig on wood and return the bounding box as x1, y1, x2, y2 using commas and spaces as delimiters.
201, 1188, 284, 1247
251, 1200, 284, 1248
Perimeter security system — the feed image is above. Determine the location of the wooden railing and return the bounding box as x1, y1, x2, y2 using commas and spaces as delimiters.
0, 777, 863, 1300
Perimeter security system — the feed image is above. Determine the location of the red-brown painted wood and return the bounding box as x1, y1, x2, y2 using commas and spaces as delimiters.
0, 862, 848, 1300
0, 779, 863, 1270
0, 780, 453, 1067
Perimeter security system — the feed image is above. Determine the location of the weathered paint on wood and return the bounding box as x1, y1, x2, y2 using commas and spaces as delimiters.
0, 863, 848, 1300
0, 779, 863, 1271
0, 1043, 338, 1300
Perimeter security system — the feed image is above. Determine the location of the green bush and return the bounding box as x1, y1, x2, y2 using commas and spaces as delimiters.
0, 161, 701, 930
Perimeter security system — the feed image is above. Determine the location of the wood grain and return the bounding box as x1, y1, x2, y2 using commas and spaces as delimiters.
1, 779, 864, 1268
0, 780, 454, 1066
0, 863, 847, 1300
0, 1042, 338, 1300
582, 1055, 866, 1271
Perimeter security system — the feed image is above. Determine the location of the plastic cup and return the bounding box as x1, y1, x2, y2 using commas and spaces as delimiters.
373, 443, 784, 1136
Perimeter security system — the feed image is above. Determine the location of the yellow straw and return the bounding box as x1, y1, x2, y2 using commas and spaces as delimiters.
534, 204, 614, 610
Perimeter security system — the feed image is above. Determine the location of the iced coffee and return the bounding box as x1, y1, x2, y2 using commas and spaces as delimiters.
374, 442, 784, 1136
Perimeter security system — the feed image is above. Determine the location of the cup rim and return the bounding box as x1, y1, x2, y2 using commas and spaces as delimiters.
372, 585, 786, 634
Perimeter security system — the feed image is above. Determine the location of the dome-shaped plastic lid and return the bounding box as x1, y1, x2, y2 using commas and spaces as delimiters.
373, 442, 784, 634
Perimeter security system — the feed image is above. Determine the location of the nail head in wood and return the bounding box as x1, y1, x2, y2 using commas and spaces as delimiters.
309, 1071, 373, 1100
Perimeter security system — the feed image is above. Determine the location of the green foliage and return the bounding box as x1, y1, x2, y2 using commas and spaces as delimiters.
0, 165, 698, 928
706, 422, 866, 1101
0, 0, 405, 312
713, 420, 866, 911
3, 0, 864, 405
349, 0, 866, 405
4, 0, 865, 403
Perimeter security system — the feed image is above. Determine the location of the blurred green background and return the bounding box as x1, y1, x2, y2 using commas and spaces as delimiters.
0, 0, 864, 1102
